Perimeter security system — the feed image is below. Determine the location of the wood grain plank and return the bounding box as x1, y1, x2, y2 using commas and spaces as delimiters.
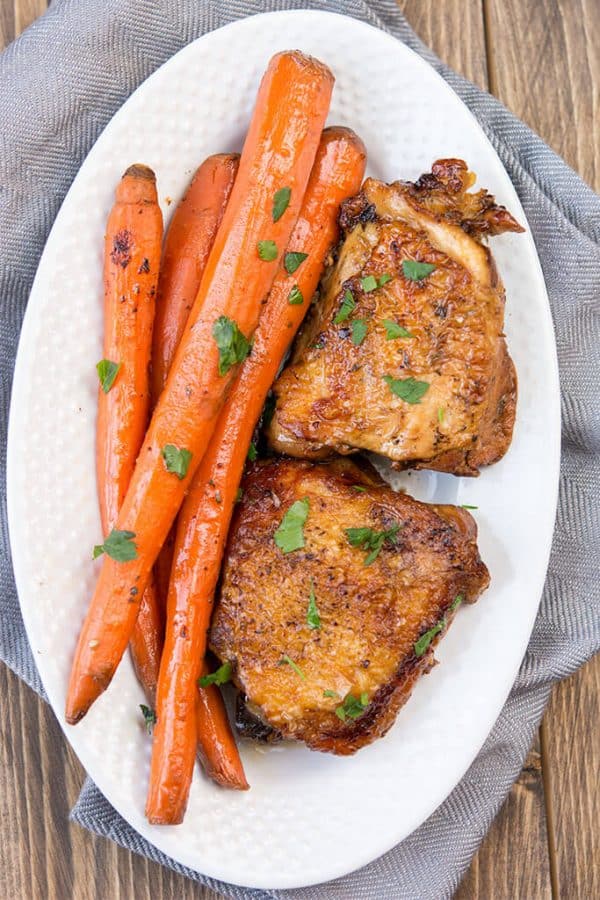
455, 736, 552, 899
485, 0, 600, 189
398, 0, 488, 88
0, 0, 13, 49
13, 0, 46, 37
485, 2, 600, 898
542, 655, 600, 900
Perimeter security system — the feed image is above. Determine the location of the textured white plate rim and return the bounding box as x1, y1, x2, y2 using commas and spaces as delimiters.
7, 10, 561, 891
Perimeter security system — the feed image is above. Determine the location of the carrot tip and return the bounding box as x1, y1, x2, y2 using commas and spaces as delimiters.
65, 707, 86, 725
146, 811, 185, 826
124, 163, 156, 181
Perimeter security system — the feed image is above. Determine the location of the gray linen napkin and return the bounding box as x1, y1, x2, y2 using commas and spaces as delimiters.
1, 1, 599, 897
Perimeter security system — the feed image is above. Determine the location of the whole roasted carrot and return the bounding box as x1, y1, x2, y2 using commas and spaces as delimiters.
95, 164, 163, 705
151, 153, 239, 406
66, 51, 334, 725
152, 154, 239, 618
96, 164, 162, 533
146, 126, 366, 823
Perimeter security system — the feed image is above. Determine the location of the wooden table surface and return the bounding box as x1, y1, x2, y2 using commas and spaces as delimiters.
1, 1, 598, 898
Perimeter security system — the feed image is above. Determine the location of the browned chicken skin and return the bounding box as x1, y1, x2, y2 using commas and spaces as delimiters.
210, 458, 489, 755
268, 160, 522, 476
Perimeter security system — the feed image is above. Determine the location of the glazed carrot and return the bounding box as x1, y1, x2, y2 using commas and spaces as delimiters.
195, 662, 249, 791
95, 164, 163, 705
151, 153, 239, 406
96, 164, 163, 533
151, 156, 243, 776
146, 126, 366, 823
66, 51, 334, 726
151, 154, 239, 637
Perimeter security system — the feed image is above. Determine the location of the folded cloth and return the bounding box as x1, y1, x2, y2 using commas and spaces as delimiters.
1, 1, 599, 897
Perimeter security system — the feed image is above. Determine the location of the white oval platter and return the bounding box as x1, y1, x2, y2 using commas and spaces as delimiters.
7, 10, 560, 890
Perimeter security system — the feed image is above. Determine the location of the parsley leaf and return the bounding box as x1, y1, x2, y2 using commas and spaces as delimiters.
278, 654, 305, 679
323, 689, 339, 699
247, 441, 258, 462
198, 661, 233, 688
140, 704, 156, 733
284, 251, 308, 274
161, 444, 192, 480
272, 187, 291, 222
258, 240, 278, 261
361, 274, 392, 292
361, 274, 378, 292
333, 289, 355, 324
213, 315, 251, 376
402, 260, 436, 281
383, 375, 430, 404
383, 319, 413, 340
414, 621, 444, 657
93, 529, 137, 562
451, 594, 464, 611
274, 498, 309, 553
288, 284, 303, 305
307, 577, 321, 630
335, 692, 369, 721
345, 523, 400, 566
414, 595, 463, 657
351, 318, 368, 346
96, 359, 121, 393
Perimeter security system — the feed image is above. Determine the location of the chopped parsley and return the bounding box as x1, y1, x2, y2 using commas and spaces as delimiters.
361, 273, 392, 292
402, 260, 436, 281
335, 692, 369, 721
414, 594, 464, 657
278, 654, 305, 679
383, 319, 413, 340
383, 375, 430, 404
288, 284, 303, 305
272, 187, 291, 222
284, 251, 308, 274
235, 487, 243, 503
96, 359, 121, 393
333, 289, 355, 324
161, 444, 192, 480
212, 315, 251, 376
323, 689, 339, 699
140, 704, 156, 733
247, 441, 258, 462
257, 240, 278, 261
437, 407, 445, 425
306, 577, 321, 630
274, 498, 309, 553
93, 529, 137, 562
351, 318, 368, 346
198, 661, 233, 687
461, 504, 478, 510
352, 485, 367, 492
345, 523, 401, 566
